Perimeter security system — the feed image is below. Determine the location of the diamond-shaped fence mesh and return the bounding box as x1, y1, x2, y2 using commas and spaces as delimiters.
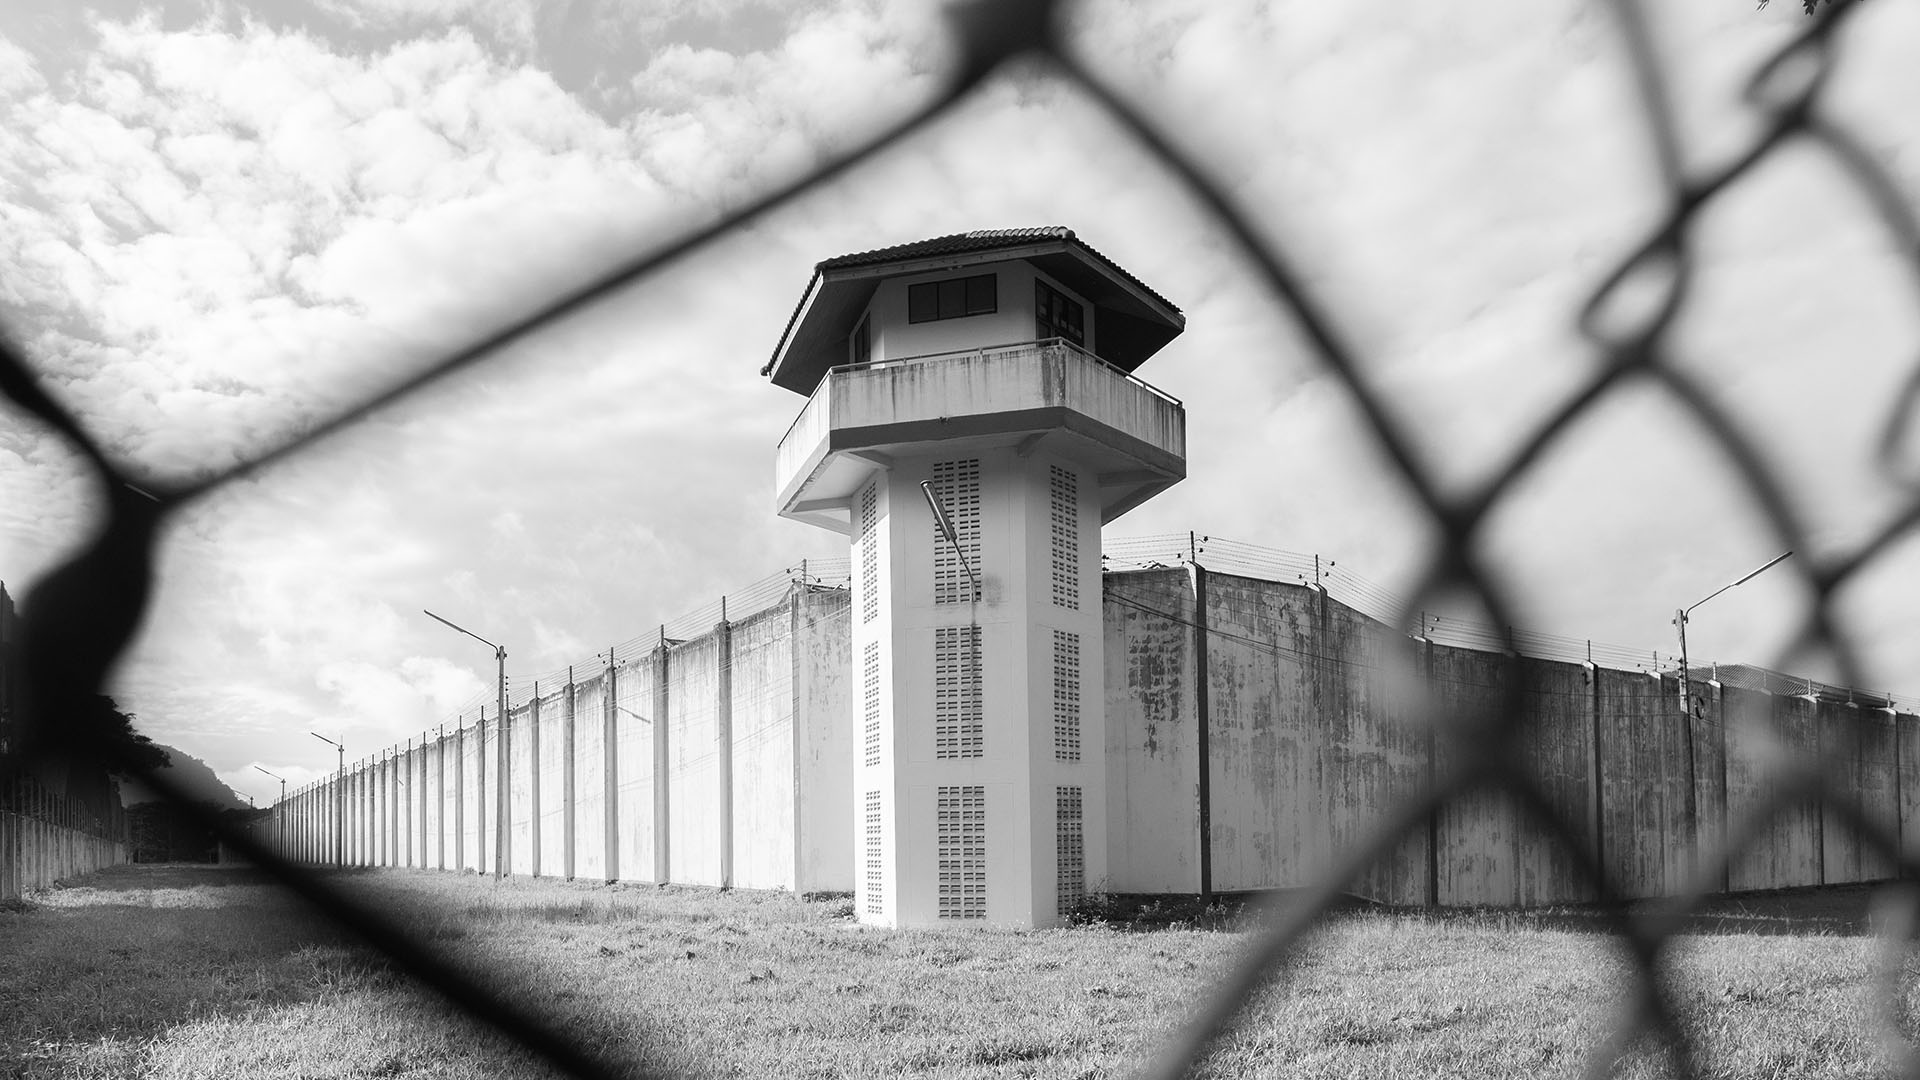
5, 1, 1920, 1077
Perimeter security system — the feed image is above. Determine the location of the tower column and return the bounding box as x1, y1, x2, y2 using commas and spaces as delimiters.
852, 447, 1106, 927
767, 227, 1185, 929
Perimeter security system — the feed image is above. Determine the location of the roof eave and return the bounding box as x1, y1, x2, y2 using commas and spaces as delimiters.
761, 269, 825, 379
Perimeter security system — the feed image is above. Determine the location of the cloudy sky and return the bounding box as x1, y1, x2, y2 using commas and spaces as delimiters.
3, 0, 1918, 807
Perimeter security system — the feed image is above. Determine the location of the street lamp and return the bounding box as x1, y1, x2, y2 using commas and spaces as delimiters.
425, 609, 509, 880
920, 480, 980, 601
254, 765, 287, 805
308, 731, 345, 866
1674, 550, 1793, 714
1673, 549, 1791, 893
255, 766, 288, 859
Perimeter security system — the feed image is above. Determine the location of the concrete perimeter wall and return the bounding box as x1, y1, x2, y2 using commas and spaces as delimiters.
2, 773, 130, 900
1100, 569, 1918, 906
268, 564, 1910, 907
266, 589, 854, 894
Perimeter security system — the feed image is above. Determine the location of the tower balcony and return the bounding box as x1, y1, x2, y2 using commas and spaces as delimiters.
774, 338, 1186, 533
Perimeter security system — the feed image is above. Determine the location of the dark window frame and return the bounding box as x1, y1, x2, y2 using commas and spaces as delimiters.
850, 312, 871, 365
907, 273, 997, 324
1035, 278, 1086, 348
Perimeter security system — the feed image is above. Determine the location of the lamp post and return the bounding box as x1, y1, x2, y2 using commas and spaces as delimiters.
254, 766, 286, 856
1675, 550, 1793, 715
919, 480, 980, 600
425, 609, 509, 880
1673, 549, 1791, 891
308, 731, 345, 866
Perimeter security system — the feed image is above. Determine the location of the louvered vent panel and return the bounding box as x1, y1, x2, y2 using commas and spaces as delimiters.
930, 459, 981, 604
1050, 465, 1079, 610
1053, 630, 1080, 761
937, 785, 986, 920
862, 641, 882, 768
864, 790, 883, 915
1057, 787, 1084, 917
934, 626, 983, 759
859, 481, 879, 624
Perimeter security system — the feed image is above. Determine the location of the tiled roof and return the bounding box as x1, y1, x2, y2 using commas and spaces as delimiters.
815, 226, 1180, 315
818, 227, 1071, 269
763, 226, 1183, 380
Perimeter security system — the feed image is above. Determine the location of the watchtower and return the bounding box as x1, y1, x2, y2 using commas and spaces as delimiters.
764, 227, 1186, 927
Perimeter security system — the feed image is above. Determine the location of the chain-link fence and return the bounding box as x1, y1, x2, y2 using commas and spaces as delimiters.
5, 0, 1920, 1077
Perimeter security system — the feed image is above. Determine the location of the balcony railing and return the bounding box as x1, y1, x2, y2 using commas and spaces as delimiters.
849, 337, 1183, 408
775, 337, 1185, 500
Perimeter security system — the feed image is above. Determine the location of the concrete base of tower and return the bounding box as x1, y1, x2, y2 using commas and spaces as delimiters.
849, 444, 1111, 929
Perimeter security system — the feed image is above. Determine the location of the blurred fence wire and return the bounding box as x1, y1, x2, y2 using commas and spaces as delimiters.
5, 0, 1920, 1078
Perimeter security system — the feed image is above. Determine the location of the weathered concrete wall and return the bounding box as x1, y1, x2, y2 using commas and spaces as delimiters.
460, 727, 485, 873
1819, 697, 1862, 884
1688, 675, 1725, 895
1430, 650, 1598, 907
422, 738, 442, 869
271, 590, 843, 893
1515, 657, 1600, 906
794, 590, 853, 894
730, 606, 795, 891
1901, 712, 1920, 869
1204, 574, 1427, 905
1811, 698, 1901, 884
274, 565, 1918, 909
571, 674, 607, 881
1856, 707, 1900, 882
1725, 683, 1811, 890
1429, 644, 1517, 906
536, 688, 566, 877
1102, 570, 1200, 894
667, 633, 723, 886
612, 656, 655, 883
508, 701, 534, 876
1, 775, 129, 900
484, 720, 504, 875
1594, 668, 1690, 899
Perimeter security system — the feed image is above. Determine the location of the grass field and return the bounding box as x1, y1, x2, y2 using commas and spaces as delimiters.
2, 864, 1911, 1079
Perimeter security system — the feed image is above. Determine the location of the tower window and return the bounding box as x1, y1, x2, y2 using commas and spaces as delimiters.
908, 274, 997, 323
1036, 280, 1085, 348
850, 313, 871, 365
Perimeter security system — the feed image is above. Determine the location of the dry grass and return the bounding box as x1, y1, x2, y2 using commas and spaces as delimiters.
2, 864, 1912, 1078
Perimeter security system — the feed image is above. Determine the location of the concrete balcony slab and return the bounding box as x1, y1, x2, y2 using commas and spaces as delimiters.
775, 340, 1186, 533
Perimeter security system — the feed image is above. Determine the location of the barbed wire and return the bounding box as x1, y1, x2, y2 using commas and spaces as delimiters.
4, 0, 1918, 1078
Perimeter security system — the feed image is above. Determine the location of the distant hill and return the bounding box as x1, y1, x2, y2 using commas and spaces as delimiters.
119, 743, 248, 809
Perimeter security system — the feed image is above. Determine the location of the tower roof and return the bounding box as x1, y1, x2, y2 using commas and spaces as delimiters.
762, 226, 1185, 395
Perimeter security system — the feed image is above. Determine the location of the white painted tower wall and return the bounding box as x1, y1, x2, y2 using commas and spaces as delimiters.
853, 447, 1107, 927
